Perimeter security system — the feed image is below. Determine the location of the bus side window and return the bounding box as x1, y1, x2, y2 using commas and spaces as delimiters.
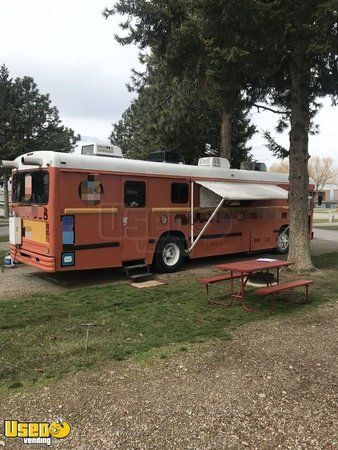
124, 181, 146, 208
171, 183, 188, 204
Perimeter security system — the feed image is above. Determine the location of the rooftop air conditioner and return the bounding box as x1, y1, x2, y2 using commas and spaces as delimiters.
198, 157, 230, 169
81, 143, 123, 158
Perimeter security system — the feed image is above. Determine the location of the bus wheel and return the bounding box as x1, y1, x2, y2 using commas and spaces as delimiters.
154, 236, 185, 272
275, 227, 289, 254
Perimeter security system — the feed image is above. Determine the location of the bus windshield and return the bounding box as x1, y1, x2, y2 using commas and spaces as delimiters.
12, 171, 49, 205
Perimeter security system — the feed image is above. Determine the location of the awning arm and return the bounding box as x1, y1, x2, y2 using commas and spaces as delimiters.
187, 197, 225, 253
190, 180, 194, 245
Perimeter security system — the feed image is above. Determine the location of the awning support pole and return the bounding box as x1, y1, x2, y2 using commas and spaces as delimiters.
279, 226, 289, 237
190, 180, 194, 245
187, 197, 225, 253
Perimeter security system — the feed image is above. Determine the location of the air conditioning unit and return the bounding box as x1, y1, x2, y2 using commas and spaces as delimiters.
198, 157, 230, 169
81, 143, 123, 158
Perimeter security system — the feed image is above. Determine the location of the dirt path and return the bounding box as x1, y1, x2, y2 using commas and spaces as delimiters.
313, 227, 338, 242
1, 301, 337, 449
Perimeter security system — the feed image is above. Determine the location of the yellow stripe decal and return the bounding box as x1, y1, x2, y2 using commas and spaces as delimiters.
152, 206, 289, 213
64, 208, 118, 215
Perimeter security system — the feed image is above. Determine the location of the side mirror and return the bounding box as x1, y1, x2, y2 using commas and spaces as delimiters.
318, 193, 323, 206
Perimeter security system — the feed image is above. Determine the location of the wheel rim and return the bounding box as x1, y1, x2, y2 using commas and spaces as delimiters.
162, 243, 180, 267
277, 232, 289, 251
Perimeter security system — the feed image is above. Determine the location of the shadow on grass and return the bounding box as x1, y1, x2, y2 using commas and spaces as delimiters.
312, 252, 338, 270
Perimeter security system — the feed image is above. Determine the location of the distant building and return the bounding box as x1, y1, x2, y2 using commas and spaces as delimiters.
314, 184, 338, 208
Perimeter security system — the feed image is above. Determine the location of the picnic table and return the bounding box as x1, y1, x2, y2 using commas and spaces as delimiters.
215, 259, 293, 311
200, 258, 313, 312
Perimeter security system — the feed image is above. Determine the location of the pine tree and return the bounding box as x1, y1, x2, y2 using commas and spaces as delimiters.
104, 0, 265, 160
260, 0, 338, 271
110, 59, 255, 166
0, 64, 80, 218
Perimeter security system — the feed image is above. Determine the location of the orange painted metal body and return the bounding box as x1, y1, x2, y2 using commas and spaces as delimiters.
10, 167, 314, 272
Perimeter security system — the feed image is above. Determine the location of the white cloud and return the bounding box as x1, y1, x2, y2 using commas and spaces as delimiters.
0, 0, 140, 139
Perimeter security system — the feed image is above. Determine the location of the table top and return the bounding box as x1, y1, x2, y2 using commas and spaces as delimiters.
216, 259, 294, 273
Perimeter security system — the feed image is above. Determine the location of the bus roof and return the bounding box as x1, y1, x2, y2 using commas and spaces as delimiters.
14, 150, 293, 185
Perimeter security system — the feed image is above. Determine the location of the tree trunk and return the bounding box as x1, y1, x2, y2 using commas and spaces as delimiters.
220, 110, 231, 161
3, 172, 9, 219
287, 47, 314, 272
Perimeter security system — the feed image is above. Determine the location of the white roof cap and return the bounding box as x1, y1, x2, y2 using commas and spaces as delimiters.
13, 151, 292, 185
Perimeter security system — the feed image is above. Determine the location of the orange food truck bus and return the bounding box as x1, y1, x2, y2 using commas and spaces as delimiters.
1, 145, 314, 274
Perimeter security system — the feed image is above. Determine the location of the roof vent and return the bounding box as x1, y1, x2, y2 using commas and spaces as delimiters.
240, 161, 267, 172
81, 143, 123, 158
198, 157, 230, 169
148, 151, 185, 164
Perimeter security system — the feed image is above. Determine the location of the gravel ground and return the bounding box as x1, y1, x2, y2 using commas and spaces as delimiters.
1, 301, 337, 449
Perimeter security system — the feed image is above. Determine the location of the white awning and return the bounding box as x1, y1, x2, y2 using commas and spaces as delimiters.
196, 181, 288, 201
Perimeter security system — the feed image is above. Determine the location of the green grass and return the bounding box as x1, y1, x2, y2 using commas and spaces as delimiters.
314, 209, 330, 214
314, 208, 338, 214
313, 218, 338, 224
0, 252, 337, 394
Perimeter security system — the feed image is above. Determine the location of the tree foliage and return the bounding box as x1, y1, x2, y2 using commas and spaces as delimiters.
110, 60, 256, 167
263, 131, 288, 159
0, 64, 80, 162
105, 0, 266, 159
0, 64, 80, 217
259, 0, 338, 271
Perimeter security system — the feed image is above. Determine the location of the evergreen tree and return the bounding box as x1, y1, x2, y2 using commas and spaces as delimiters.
260, 0, 338, 271
110, 59, 255, 166
0, 64, 80, 217
104, 0, 264, 160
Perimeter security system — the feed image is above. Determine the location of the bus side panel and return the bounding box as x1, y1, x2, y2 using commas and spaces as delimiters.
55, 170, 122, 271
189, 208, 250, 258
146, 180, 291, 262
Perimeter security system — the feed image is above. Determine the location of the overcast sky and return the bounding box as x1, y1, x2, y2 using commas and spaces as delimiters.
1, 0, 337, 166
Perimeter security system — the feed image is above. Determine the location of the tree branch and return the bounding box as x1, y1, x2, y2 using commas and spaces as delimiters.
253, 103, 290, 115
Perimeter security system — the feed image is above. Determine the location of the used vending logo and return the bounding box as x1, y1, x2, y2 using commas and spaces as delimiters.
4, 419, 71, 446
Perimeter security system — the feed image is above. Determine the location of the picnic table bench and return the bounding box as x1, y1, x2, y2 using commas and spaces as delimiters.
200, 272, 249, 306
255, 279, 313, 309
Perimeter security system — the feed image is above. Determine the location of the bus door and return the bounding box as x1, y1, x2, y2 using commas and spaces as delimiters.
121, 179, 148, 261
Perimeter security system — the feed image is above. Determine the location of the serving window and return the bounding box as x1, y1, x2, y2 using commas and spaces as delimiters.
171, 183, 188, 204
124, 181, 146, 208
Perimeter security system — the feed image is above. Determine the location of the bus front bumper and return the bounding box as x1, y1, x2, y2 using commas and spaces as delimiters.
10, 245, 56, 272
